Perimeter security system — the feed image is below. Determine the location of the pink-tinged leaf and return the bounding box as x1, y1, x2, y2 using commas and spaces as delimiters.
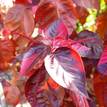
4, 4, 35, 36
1, 79, 20, 106
75, 30, 103, 59
25, 65, 65, 107
97, 46, 107, 75
43, 19, 68, 39
45, 47, 89, 98
20, 43, 50, 76
72, 0, 99, 9
4, 85, 20, 106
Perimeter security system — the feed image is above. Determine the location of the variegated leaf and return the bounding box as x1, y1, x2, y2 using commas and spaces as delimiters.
20, 43, 50, 76
45, 47, 88, 98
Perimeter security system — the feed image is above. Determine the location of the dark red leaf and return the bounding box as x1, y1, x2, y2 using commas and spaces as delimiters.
93, 72, 107, 107
35, 2, 59, 29
35, 0, 77, 35
82, 58, 98, 77
25, 65, 65, 107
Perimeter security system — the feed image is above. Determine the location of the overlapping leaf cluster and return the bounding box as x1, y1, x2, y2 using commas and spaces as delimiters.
0, 0, 107, 107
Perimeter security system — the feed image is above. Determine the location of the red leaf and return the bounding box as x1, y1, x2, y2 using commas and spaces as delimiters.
35, 0, 77, 35
4, 4, 35, 36
4, 85, 20, 106
19, 43, 50, 76
96, 11, 107, 41
25, 66, 46, 107
35, 2, 59, 29
93, 72, 107, 107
